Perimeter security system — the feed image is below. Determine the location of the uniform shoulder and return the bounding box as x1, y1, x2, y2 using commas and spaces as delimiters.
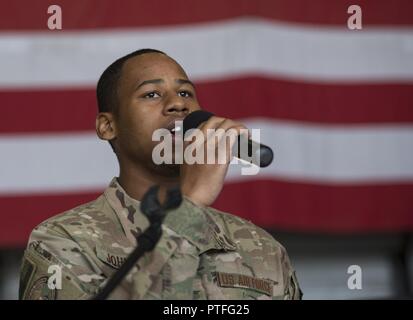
21, 196, 110, 300
207, 206, 287, 252
29, 194, 114, 240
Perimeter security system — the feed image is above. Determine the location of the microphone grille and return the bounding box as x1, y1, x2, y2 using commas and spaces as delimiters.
183, 110, 214, 134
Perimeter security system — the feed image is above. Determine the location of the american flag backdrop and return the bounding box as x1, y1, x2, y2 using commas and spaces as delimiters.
1, 0, 413, 247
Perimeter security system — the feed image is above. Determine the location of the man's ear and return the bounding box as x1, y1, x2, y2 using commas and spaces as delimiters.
96, 112, 117, 142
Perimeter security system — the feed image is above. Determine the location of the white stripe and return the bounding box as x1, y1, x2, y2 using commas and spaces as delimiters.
0, 133, 118, 195
1, 121, 413, 195
227, 119, 413, 184
1, 18, 413, 88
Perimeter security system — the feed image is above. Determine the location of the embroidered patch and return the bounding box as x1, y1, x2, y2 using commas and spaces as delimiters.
26, 276, 57, 300
216, 271, 276, 296
96, 245, 127, 269
19, 258, 36, 299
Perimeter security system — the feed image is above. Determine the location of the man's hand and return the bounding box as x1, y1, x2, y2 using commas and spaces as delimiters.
180, 116, 248, 207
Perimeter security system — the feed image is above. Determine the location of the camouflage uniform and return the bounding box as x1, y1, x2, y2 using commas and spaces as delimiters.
19, 178, 302, 300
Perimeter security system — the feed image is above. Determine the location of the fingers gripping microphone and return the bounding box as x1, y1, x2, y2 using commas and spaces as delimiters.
182, 110, 274, 168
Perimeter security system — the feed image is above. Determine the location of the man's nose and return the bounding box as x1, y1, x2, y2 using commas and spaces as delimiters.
163, 95, 189, 116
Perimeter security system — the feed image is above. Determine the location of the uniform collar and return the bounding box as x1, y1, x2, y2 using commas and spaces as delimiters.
103, 177, 236, 254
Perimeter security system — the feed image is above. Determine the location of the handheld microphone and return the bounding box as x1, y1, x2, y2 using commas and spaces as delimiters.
182, 110, 274, 168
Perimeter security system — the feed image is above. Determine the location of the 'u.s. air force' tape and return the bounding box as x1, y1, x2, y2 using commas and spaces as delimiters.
215, 271, 277, 296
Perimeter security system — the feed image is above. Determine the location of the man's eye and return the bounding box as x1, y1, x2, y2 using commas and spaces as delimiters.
179, 91, 192, 98
144, 92, 160, 98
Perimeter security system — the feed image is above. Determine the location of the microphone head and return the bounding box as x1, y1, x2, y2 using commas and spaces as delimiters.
183, 110, 214, 134
183, 110, 274, 168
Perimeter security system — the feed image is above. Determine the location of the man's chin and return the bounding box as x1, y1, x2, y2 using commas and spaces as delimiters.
153, 163, 181, 178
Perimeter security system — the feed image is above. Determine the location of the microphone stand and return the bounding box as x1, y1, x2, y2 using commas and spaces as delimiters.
93, 185, 182, 300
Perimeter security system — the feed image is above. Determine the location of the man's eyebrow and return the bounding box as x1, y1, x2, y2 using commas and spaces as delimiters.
135, 79, 164, 91
176, 79, 195, 88
135, 78, 195, 91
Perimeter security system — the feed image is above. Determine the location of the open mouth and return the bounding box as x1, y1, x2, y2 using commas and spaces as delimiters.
169, 125, 182, 136
165, 120, 183, 138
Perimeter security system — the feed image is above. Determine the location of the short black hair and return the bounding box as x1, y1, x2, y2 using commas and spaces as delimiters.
96, 48, 166, 114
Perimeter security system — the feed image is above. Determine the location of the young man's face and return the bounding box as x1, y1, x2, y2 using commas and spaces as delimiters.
114, 52, 201, 176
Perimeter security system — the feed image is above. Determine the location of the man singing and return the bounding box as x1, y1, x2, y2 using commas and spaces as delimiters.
19, 49, 302, 300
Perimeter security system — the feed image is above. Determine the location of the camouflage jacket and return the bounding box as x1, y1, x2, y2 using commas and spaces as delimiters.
19, 178, 302, 300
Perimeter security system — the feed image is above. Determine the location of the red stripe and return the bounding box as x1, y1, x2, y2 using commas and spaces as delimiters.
2, 88, 97, 134
0, 0, 412, 30
0, 191, 100, 247
197, 78, 413, 124
2, 78, 413, 134
215, 180, 413, 233
1, 181, 412, 247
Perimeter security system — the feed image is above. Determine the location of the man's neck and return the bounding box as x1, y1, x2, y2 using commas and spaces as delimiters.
118, 162, 179, 204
